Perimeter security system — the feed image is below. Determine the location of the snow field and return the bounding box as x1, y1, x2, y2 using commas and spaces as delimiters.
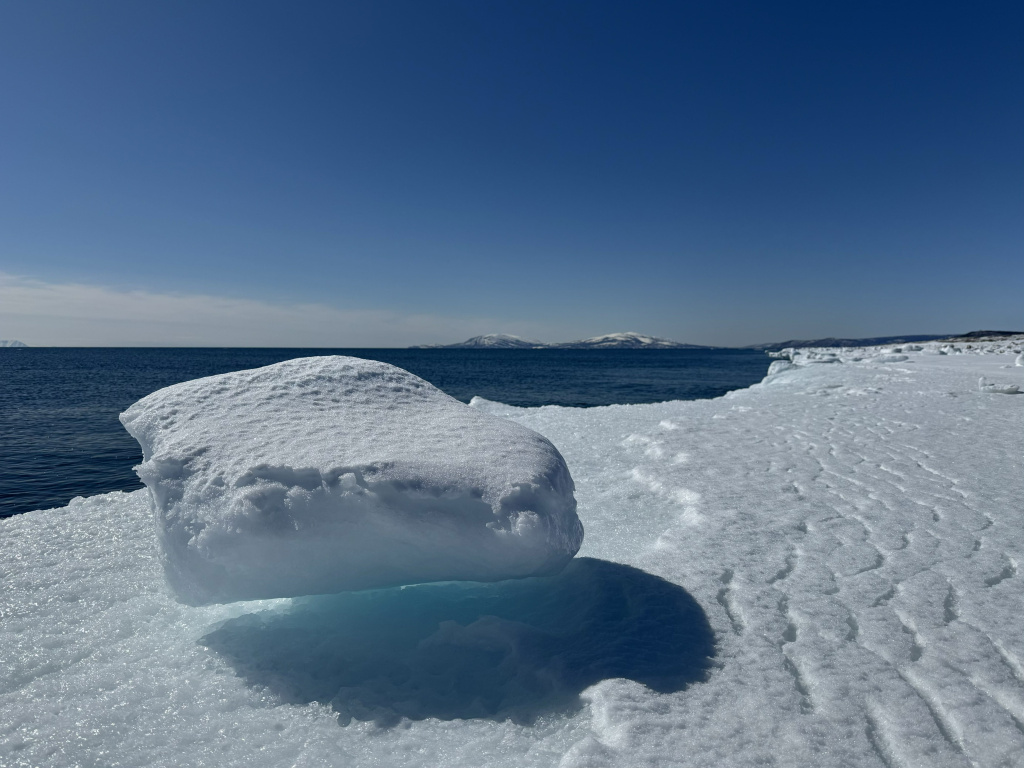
476, 346, 1024, 767
2, 343, 1022, 767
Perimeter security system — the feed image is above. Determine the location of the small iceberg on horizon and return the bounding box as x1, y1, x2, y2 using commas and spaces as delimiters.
120, 356, 584, 605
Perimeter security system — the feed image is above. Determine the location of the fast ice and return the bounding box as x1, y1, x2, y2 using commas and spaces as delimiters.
4, 339, 1024, 767
120, 356, 583, 605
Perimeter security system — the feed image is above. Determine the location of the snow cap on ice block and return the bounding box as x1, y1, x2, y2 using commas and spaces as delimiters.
120, 356, 583, 605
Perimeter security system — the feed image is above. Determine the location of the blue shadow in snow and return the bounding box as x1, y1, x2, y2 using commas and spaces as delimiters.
200, 557, 715, 726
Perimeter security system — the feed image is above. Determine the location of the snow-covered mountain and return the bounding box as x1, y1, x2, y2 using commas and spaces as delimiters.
422, 332, 708, 349
0, 339, 27, 348
558, 332, 707, 349
424, 334, 548, 349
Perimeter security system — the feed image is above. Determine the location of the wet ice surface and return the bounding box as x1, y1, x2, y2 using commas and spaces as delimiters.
2, 342, 1023, 767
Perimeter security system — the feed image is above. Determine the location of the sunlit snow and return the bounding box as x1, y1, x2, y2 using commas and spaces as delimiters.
119, 356, 583, 604
1, 340, 1022, 767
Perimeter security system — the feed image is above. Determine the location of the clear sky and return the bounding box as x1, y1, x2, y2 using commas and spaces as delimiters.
1, 1, 1021, 347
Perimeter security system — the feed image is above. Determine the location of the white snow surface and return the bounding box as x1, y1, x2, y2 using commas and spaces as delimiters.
119, 356, 583, 604
3, 341, 1023, 767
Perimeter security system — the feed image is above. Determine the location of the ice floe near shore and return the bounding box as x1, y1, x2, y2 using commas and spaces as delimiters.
120, 356, 583, 604
2, 341, 1023, 767
769, 334, 1024, 361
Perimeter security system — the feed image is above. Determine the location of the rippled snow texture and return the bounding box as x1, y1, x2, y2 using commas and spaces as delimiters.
2, 343, 1023, 767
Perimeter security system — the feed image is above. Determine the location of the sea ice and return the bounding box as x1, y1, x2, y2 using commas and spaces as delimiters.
978, 377, 1022, 395
119, 356, 583, 604
2, 341, 1022, 768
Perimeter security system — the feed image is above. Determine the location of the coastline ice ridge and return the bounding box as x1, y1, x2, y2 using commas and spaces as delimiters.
119, 356, 584, 605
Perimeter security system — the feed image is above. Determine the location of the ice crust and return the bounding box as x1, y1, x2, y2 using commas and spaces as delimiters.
3, 340, 1023, 767
119, 356, 583, 604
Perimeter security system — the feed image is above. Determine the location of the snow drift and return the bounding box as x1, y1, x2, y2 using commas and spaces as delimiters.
119, 356, 583, 605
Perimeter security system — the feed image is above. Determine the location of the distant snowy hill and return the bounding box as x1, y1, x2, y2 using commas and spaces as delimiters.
558, 332, 707, 349
418, 334, 548, 349
0, 340, 27, 348
420, 332, 708, 349
747, 334, 948, 351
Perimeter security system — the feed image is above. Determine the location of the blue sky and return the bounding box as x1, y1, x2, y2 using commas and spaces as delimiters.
1, 1, 1021, 346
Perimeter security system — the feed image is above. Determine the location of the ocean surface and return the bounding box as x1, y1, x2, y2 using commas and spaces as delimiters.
0, 347, 770, 518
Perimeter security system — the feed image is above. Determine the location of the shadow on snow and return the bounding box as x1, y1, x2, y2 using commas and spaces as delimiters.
200, 557, 715, 726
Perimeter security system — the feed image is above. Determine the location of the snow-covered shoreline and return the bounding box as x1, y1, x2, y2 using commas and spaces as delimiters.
2, 342, 1022, 767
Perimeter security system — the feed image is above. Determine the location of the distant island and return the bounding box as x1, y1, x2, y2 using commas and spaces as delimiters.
418, 330, 1024, 352
0, 340, 27, 348
415, 332, 711, 349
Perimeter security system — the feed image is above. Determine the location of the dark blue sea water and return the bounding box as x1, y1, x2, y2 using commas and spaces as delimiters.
0, 348, 770, 518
